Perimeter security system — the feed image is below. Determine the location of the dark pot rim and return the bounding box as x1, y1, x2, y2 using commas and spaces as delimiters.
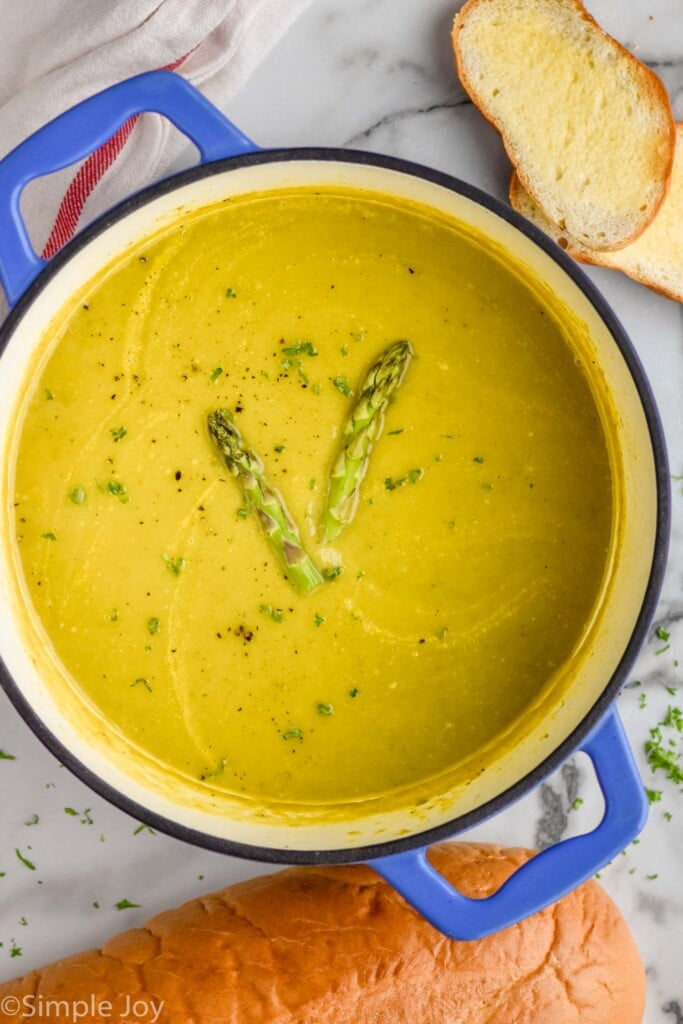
0, 147, 671, 865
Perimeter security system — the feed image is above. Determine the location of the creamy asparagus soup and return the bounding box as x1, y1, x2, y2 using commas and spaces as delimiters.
10, 187, 618, 809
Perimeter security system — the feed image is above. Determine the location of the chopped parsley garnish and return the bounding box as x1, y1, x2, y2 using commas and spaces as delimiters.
226, 288, 237, 298
313, 614, 326, 627
69, 487, 86, 505
656, 626, 670, 641
236, 507, 249, 519
131, 678, 152, 693
282, 728, 303, 741
473, 456, 485, 464
385, 476, 406, 490
332, 376, 352, 396
279, 349, 316, 386
645, 787, 662, 803
309, 477, 316, 491
133, 824, 155, 835
663, 706, 683, 732
317, 703, 334, 716
282, 341, 317, 357
162, 553, 185, 576
15, 849, 35, 871
105, 608, 119, 622
115, 898, 141, 911
388, 428, 404, 435
107, 480, 127, 497
201, 756, 229, 780
147, 617, 161, 635
645, 723, 683, 784
210, 367, 223, 382
409, 467, 424, 484
260, 604, 284, 623
110, 426, 127, 442
10, 940, 22, 958
571, 798, 583, 810
322, 565, 343, 581
41, 532, 57, 540
24, 814, 39, 826
349, 687, 359, 698
0, 750, 16, 760
64, 807, 93, 824
274, 444, 286, 453
44, 388, 54, 401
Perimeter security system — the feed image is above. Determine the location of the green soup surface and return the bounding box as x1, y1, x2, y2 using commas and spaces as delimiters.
12, 187, 616, 808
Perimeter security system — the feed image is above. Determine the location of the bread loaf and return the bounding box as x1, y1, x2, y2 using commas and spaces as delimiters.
452, 0, 675, 251
0, 843, 645, 1023
510, 123, 683, 303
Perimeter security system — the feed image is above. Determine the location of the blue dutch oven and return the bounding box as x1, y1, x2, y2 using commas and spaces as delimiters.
0, 72, 669, 940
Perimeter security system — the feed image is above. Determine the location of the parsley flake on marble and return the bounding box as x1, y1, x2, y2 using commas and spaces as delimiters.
115, 898, 141, 911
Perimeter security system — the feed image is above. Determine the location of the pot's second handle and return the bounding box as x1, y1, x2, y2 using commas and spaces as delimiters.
0, 70, 258, 307
370, 706, 646, 940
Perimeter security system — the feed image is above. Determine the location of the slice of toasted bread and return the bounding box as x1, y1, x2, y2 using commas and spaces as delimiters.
452, 0, 675, 251
509, 123, 683, 303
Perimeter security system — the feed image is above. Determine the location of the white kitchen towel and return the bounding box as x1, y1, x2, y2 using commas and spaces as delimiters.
0, 0, 312, 285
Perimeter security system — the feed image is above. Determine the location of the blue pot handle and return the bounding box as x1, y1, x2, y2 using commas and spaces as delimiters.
0, 70, 259, 307
371, 706, 646, 940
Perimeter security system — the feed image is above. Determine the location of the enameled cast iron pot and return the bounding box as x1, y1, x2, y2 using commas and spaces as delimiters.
0, 72, 670, 940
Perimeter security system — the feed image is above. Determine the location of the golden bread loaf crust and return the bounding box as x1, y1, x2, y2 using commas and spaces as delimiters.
509, 124, 683, 303
0, 842, 645, 1023
452, 0, 675, 251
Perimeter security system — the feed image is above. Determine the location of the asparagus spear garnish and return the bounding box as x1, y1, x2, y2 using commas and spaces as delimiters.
208, 409, 323, 595
322, 339, 413, 542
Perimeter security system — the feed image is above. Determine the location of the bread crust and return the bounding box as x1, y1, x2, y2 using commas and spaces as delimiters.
509, 123, 683, 303
0, 842, 645, 1023
452, 0, 675, 251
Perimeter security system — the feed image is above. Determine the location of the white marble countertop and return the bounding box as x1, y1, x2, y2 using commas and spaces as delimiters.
0, 1, 682, 1020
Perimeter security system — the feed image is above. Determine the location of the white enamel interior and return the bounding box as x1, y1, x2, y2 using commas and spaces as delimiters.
0, 159, 659, 853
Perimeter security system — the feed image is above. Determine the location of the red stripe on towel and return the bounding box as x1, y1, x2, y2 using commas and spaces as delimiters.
41, 52, 191, 259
